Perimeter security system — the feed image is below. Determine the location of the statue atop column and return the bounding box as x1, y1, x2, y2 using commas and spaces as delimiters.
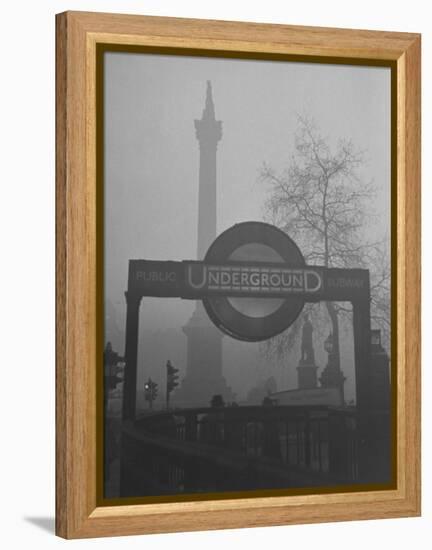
301, 314, 315, 365
297, 314, 318, 389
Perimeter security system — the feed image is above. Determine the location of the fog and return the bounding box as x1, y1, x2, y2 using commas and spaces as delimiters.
104, 52, 391, 405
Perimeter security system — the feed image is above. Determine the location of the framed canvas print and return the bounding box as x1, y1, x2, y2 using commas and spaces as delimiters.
56, 11, 421, 538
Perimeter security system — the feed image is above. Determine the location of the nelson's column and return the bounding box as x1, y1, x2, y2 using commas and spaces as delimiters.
174, 81, 234, 407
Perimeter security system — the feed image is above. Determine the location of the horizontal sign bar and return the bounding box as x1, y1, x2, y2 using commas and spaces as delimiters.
323, 268, 370, 301
128, 261, 185, 297
186, 263, 323, 295
128, 260, 369, 301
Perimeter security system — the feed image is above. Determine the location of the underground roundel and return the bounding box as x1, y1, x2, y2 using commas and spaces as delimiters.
202, 221, 306, 341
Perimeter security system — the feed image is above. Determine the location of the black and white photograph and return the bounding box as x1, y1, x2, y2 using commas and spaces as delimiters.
2, 0, 428, 546
102, 49, 393, 500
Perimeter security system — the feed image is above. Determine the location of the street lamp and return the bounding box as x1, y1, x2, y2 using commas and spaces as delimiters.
320, 331, 346, 406
324, 332, 333, 355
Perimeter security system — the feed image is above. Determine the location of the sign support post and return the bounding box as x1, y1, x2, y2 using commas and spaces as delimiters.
122, 291, 142, 421
352, 295, 373, 413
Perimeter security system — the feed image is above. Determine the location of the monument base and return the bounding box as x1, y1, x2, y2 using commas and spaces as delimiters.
175, 304, 235, 408
319, 363, 346, 404
297, 358, 319, 390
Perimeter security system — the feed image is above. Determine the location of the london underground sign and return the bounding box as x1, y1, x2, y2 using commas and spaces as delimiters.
129, 259, 367, 301
127, 222, 370, 341
123, 221, 372, 418
203, 222, 308, 340
130, 260, 324, 299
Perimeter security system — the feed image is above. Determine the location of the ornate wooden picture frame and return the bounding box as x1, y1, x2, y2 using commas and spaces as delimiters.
56, 11, 421, 539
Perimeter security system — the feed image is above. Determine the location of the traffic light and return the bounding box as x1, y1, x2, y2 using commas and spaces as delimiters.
166, 360, 180, 408
166, 360, 180, 393
103, 342, 124, 391
144, 377, 158, 409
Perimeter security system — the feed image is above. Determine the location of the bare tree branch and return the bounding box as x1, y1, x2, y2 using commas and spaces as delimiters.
259, 115, 390, 360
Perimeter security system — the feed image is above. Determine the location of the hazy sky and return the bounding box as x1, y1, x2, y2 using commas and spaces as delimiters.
104, 51, 391, 402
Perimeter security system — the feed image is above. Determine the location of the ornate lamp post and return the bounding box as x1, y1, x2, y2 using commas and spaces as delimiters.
296, 315, 318, 389
324, 332, 333, 355
319, 332, 346, 405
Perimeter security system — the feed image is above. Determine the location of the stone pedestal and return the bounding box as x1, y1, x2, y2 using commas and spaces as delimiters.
174, 304, 234, 407
319, 355, 346, 404
296, 359, 319, 390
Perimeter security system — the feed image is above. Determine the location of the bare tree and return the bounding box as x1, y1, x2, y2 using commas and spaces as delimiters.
259, 115, 390, 361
